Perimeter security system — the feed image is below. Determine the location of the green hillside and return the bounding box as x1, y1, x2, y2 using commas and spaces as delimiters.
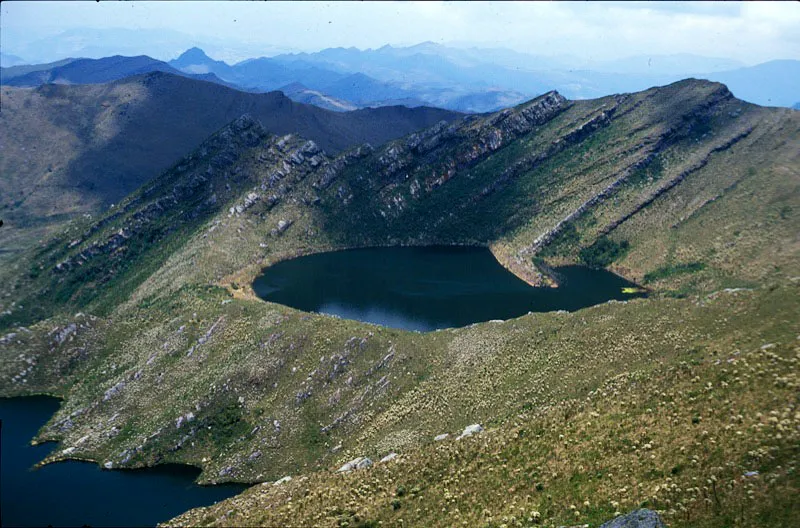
0, 78, 797, 527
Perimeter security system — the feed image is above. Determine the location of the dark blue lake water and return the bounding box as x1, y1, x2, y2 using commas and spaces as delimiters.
253, 246, 644, 332
0, 396, 247, 527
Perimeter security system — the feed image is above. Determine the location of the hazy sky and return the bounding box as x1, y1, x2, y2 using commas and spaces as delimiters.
3, 1, 799, 64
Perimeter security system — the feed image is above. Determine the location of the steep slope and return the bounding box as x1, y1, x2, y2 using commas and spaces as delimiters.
0, 72, 460, 260
0, 79, 797, 527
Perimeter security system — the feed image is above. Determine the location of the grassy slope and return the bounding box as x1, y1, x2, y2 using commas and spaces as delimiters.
0, 79, 797, 526
169, 286, 799, 528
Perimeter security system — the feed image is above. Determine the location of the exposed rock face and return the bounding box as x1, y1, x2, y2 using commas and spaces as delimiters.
599, 509, 666, 528
337, 457, 366, 473
335, 456, 374, 472
356, 457, 373, 470
52, 323, 78, 345
103, 381, 126, 401
379, 452, 398, 463
457, 423, 484, 439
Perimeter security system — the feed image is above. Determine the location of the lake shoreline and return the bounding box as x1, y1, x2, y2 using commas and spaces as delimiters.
251, 245, 646, 332
0, 396, 249, 527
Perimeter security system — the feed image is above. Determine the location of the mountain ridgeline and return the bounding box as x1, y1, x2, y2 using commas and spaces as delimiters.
8, 45, 797, 116
0, 79, 797, 528
0, 72, 459, 261
4, 78, 798, 323
0, 55, 233, 88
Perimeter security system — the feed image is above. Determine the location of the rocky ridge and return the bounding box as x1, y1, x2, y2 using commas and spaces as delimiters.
0, 78, 797, 527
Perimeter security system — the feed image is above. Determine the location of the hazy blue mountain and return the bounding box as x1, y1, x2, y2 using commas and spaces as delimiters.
703, 60, 800, 108
446, 89, 529, 114
269, 44, 662, 103
272, 44, 496, 86
371, 41, 573, 72
278, 82, 359, 112
319, 72, 423, 105
3, 27, 296, 64
1, 58, 77, 83
1, 55, 235, 89
0, 53, 27, 67
168, 48, 448, 109
589, 53, 745, 75
269, 43, 797, 109
230, 57, 346, 91
169, 47, 235, 78
268, 45, 556, 110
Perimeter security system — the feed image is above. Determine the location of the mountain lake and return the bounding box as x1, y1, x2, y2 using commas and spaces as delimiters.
253, 246, 646, 332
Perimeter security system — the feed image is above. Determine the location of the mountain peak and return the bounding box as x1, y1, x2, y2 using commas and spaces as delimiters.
408, 41, 445, 52
174, 47, 213, 64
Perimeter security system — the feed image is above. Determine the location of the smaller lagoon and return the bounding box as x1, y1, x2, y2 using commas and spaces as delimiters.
0, 396, 247, 527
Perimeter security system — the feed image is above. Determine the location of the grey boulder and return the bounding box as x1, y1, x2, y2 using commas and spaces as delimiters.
600, 509, 666, 528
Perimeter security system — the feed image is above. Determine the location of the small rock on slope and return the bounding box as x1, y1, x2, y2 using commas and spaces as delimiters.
600, 509, 666, 528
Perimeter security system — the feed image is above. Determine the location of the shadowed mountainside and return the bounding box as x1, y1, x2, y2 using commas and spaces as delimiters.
0, 72, 460, 259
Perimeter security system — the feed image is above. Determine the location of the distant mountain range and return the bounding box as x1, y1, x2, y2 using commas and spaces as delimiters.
0, 52, 27, 67
277, 82, 359, 112
0, 55, 236, 90
167, 47, 503, 111
2, 43, 797, 112
262, 42, 798, 108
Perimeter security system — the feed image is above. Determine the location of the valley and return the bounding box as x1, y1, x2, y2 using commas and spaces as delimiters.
0, 69, 797, 527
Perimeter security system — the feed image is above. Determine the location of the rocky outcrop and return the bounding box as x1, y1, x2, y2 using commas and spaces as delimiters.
337, 456, 373, 473
312, 144, 373, 190
389, 91, 567, 189
379, 452, 398, 463
273, 475, 292, 486
599, 509, 666, 528
457, 423, 484, 439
